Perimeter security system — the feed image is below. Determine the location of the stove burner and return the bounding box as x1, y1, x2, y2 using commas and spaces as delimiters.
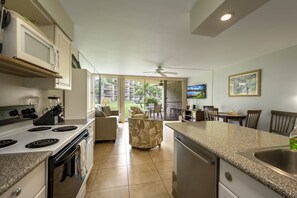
52, 126, 78, 132
0, 139, 18, 148
25, 139, 59, 148
28, 127, 52, 132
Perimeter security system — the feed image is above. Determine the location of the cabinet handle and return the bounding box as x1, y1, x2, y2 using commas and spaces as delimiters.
225, 172, 232, 182
13, 188, 22, 196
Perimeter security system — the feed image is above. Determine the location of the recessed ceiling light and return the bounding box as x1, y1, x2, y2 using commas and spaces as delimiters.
220, 13, 232, 21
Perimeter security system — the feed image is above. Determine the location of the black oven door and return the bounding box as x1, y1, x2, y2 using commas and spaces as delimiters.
48, 129, 89, 198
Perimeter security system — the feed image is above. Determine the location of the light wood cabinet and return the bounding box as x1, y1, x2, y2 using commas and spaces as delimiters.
219, 159, 282, 198
54, 26, 72, 90
2, 162, 46, 198
64, 69, 95, 119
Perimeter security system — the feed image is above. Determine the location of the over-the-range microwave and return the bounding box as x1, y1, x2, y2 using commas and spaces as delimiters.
2, 10, 59, 72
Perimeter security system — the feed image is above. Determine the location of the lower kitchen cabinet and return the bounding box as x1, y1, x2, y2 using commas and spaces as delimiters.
219, 159, 282, 198
86, 120, 94, 173
2, 161, 46, 198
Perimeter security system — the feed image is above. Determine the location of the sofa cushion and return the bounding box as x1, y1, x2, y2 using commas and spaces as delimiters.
110, 115, 120, 124
102, 106, 112, 116
95, 110, 106, 117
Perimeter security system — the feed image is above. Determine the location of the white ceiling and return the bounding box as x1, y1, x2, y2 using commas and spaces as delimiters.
59, 0, 297, 78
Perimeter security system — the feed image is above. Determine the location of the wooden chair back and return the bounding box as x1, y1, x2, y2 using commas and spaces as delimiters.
153, 104, 163, 119
204, 107, 219, 121
203, 105, 214, 110
270, 110, 297, 136
245, 110, 262, 129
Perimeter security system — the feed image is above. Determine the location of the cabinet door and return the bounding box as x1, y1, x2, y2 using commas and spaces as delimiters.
2, 162, 45, 198
87, 72, 94, 113
55, 26, 72, 90
220, 160, 282, 198
219, 182, 238, 198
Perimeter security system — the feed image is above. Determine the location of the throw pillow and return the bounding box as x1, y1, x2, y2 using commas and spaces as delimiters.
95, 110, 106, 117
102, 106, 112, 116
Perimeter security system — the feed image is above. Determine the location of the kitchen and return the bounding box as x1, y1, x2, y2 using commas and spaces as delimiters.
0, 0, 95, 197
1, 0, 297, 198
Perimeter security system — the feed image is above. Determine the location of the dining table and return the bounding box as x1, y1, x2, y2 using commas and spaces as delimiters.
218, 112, 247, 126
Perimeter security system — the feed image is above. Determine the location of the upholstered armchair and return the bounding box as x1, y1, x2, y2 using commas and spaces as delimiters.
128, 118, 163, 149
128, 106, 149, 119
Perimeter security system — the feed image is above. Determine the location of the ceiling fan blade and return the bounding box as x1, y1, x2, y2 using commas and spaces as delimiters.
163, 66, 212, 71
163, 72, 178, 75
159, 72, 167, 77
143, 71, 156, 74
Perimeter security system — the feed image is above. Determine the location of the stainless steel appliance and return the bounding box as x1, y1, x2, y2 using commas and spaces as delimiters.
174, 132, 218, 198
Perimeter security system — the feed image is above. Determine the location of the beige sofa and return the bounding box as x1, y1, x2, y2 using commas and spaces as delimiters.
95, 107, 119, 143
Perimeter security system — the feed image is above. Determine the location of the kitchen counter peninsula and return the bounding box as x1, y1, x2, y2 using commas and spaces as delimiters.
0, 151, 51, 195
166, 121, 296, 198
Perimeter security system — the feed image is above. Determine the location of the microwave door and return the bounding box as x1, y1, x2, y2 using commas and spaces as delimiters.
18, 24, 58, 72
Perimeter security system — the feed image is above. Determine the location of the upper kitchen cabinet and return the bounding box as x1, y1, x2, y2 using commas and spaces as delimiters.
65, 69, 95, 120
55, 25, 72, 89
5, 0, 74, 40
23, 25, 72, 90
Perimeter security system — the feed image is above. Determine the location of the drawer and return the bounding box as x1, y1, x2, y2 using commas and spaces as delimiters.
2, 161, 45, 198
219, 182, 238, 198
220, 159, 282, 198
87, 121, 94, 136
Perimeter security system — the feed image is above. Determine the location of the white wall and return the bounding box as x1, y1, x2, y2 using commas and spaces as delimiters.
188, 45, 297, 131
0, 73, 63, 116
187, 70, 213, 110
213, 45, 297, 131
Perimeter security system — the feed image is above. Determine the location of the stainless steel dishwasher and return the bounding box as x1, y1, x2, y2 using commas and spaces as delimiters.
174, 132, 218, 198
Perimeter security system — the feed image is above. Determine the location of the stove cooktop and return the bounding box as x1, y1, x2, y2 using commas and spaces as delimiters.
0, 122, 86, 156
25, 138, 60, 148
0, 139, 18, 148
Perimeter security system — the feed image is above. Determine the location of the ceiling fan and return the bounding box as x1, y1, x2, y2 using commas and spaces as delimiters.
143, 65, 178, 77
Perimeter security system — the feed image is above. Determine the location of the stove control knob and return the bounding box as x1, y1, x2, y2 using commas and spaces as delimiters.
13, 188, 22, 196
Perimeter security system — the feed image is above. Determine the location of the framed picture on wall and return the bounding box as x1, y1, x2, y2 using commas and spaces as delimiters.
228, 69, 261, 97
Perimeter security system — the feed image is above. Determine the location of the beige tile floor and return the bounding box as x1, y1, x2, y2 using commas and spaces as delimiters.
85, 122, 175, 198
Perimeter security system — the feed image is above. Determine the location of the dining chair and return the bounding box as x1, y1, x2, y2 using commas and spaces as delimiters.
204, 107, 219, 121
270, 110, 297, 136
203, 105, 214, 110
203, 106, 214, 121
245, 110, 262, 129
153, 104, 163, 119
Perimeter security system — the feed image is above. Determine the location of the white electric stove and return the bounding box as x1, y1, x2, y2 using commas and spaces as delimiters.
0, 120, 86, 156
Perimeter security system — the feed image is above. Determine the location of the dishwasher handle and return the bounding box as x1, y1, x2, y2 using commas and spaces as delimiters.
175, 137, 215, 165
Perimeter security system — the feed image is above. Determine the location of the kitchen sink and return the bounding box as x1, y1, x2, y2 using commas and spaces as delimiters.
238, 146, 297, 181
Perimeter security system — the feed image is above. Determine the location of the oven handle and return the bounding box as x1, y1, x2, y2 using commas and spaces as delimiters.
53, 129, 89, 164
55, 145, 80, 167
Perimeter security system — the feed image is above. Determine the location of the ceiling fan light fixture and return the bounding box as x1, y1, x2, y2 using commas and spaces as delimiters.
220, 13, 232, 21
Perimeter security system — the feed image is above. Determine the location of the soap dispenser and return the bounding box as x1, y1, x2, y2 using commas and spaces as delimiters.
289, 127, 297, 150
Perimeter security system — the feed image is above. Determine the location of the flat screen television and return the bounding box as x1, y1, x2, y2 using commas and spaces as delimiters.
187, 84, 206, 99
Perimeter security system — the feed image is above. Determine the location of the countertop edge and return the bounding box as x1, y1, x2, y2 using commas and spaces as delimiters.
0, 151, 51, 196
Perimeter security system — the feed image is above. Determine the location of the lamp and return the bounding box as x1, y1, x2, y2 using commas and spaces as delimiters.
101, 97, 111, 106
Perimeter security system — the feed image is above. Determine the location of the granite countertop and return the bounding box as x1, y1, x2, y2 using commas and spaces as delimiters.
0, 151, 51, 195
166, 121, 296, 198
